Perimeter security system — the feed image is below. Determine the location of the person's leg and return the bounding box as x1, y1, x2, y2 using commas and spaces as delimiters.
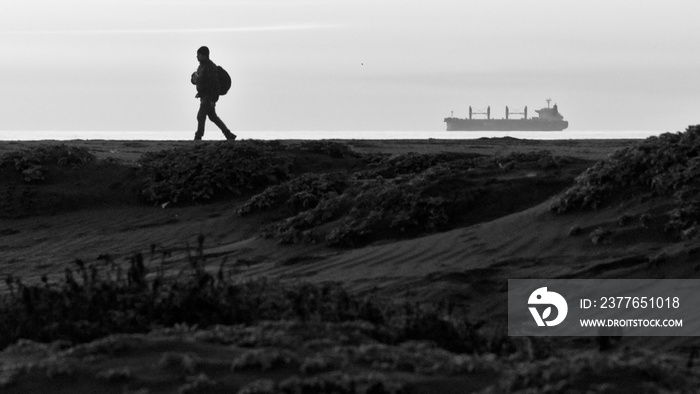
194, 99, 208, 140
208, 104, 236, 140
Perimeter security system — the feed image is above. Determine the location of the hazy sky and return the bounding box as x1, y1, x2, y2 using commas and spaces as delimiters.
1, 0, 699, 136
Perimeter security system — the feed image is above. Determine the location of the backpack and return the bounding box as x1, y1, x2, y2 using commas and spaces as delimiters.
217, 66, 232, 95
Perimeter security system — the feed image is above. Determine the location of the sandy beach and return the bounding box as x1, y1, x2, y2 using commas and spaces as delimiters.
2, 135, 700, 392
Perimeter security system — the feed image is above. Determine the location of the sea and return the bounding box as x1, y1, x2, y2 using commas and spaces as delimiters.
0, 129, 671, 141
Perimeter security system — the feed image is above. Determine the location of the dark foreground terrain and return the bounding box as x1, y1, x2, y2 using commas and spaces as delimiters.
1, 132, 700, 393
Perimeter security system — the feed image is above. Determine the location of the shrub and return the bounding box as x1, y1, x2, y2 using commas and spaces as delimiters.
552, 126, 700, 213
237, 172, 350, 216
137, 142, 294, 204
285, 166, 481, 247
242, 157, 483, 247
551, 125, 700, 239
0, 144, 95, 183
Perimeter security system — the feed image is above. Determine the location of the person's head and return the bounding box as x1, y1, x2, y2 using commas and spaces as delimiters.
196, 46, 210, 62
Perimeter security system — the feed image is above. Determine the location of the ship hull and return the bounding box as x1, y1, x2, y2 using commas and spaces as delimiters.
444, 118, 568, 131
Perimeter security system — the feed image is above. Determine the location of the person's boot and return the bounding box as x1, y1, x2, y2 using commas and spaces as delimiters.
223, 130, 237, 141
194, 131, 203, 141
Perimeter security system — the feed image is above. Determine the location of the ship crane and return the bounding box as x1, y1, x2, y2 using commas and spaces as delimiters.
506, 106, 528, 120
469, 106, 490, 120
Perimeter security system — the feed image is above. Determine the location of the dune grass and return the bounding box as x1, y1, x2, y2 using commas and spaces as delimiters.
0, 235, 503, 356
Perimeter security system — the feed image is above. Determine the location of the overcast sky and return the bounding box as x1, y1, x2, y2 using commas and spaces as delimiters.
1, 0, 698, 136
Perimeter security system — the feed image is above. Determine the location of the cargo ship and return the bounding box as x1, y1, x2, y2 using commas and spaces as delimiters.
444, 99, 568, 131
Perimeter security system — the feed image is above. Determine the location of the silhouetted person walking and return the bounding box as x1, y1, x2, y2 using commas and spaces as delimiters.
191, 46, 236, 141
